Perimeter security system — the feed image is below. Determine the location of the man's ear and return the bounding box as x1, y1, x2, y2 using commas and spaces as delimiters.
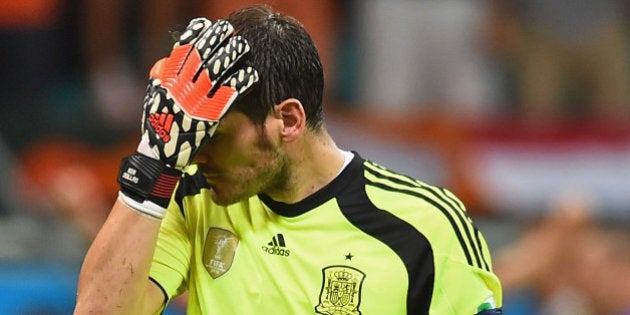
274, 98, 305, 142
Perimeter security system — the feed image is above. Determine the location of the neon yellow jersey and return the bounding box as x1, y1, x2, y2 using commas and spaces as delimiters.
150, 153, 502, 314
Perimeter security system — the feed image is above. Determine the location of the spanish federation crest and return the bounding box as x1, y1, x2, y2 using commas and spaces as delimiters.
202, 227, 239, 279
315, 265, 366, 315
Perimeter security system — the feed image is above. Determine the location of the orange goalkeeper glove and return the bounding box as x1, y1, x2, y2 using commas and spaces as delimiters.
117, 17, 259, 219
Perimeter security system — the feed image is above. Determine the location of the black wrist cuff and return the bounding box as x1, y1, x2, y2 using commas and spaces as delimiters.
117, 153, 182, 209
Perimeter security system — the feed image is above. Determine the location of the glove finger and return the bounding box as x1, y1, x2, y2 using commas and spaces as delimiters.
196, 66, 259, 122
150, 18, 212, 81
175, 17, 212, 47
222, 66, 259, 94
188, 66, 258, 122
195, 20, 234, 61
203, 36, 251, 89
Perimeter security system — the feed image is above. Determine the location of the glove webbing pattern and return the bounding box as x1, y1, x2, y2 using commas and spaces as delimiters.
143, 82, 210, 168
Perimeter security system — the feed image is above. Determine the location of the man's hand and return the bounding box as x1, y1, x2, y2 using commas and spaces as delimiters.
143, 17, 258, 169
117, 18, 259, 219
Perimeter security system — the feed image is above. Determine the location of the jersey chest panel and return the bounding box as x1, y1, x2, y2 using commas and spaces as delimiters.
186, 196, 409, 314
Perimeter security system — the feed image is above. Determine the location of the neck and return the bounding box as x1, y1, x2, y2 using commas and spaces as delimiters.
265, 129, 345, 204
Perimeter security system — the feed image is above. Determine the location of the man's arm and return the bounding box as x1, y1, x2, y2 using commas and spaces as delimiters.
75, 200, 165, 314
73, 17, 258, 314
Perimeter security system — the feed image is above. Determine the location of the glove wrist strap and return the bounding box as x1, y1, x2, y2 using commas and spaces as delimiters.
117, 153, 182, 219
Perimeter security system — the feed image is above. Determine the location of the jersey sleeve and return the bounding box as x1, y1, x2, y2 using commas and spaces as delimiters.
430, 254, 503, 314
149, 200, 191, 302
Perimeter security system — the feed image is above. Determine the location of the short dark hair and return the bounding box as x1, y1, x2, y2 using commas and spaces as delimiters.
227, 5, 325, 130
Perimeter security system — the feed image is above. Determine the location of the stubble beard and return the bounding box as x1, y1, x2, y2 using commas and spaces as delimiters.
211, 143, 290, 207
212, 152, 289, 206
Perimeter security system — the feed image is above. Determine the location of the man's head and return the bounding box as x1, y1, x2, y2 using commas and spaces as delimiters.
192, 5, 330, 206
226, 5, 325, 131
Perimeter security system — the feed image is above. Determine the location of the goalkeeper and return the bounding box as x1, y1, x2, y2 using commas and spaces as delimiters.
75, 5, 503, 314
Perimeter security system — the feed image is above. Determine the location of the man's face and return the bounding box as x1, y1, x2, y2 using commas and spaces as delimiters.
192, 110, 288, 206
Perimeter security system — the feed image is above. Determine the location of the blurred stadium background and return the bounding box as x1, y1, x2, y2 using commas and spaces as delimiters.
1, 0, 629, 314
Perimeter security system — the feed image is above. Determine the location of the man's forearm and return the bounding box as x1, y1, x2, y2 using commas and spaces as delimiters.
75, 199, 163, 314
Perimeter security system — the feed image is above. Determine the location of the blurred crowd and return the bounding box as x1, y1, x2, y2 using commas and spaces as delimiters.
1, 0, 630, 314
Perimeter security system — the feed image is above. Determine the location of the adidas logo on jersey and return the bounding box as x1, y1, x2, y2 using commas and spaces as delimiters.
262, 233, 290, 257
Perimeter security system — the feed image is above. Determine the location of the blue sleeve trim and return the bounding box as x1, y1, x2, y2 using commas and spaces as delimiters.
476, 308, 503, 315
